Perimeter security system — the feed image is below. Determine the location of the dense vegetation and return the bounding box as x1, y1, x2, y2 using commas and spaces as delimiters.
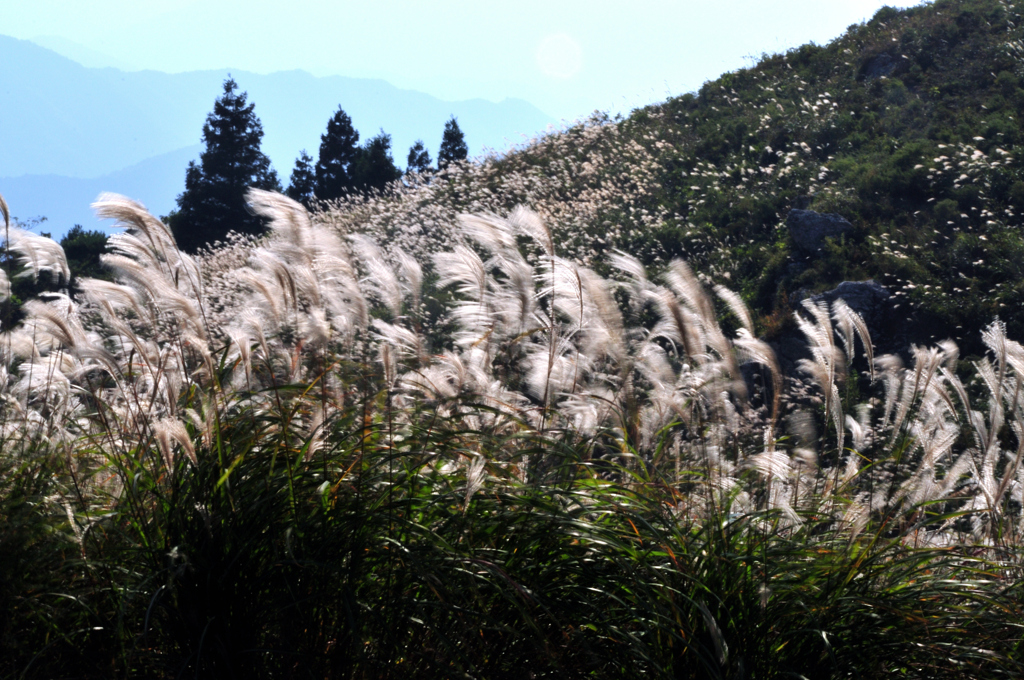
0, 223, 108, 326
7, 1, 1024, 677
1, 188, 1024, 677
318, 0, 1024, 357
646, 0, 1024, 352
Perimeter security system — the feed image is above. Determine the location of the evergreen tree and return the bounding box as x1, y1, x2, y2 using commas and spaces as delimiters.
285, 150, 316, 207
437, 116, 468, 169
168, 78, 279, 253
61, 225, 110, 284
406, 140, 432, 174
351, 132, 402, 193
315, 107, 360, 201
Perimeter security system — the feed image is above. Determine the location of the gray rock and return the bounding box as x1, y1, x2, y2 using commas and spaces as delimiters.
862, 52, 897, 80
809, 280, 892, 338
787, 209, 853, 254
768, 280, 900, 377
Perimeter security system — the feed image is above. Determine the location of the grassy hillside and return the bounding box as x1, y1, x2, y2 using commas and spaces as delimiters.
315, 0, 1024, 355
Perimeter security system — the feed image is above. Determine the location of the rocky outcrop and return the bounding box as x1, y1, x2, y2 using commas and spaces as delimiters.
862, 52, 897, 80
809, 280, 892, 336
786, 209, 853, 254
770, 280, 903, 376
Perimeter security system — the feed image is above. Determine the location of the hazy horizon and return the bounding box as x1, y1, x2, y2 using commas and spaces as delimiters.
10, 1, 923, 122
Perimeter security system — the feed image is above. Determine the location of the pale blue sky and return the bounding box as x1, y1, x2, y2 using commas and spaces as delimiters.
8, 1, 922, 121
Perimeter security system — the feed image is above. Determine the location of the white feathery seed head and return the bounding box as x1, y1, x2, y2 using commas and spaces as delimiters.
6, 227, 70, 284
0, 192, 9, 231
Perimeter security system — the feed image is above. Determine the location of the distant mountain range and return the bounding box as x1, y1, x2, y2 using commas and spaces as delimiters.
0, 35, 556, 236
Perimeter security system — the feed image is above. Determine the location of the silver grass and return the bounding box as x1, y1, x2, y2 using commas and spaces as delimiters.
714, 285, 753, 334
796, 300, 839, 390
875, 354, 904, 429
154, 417, 197, 468
14, 356, 74, 410
77, 278, 154, 327
372, 319, 422, 359
402, 364, 463, 400
226, 329, 254, 384
647, 287, 704, 360
578, 267, 625, 363
975, 357, 1005, 454
734, 328, 782, 423
395, 248, 423, 311
464, 455, 487, 508
796, 299, 848, 448
449, 299, 495, 349
364, 256, 403, 318
840, 499, 870, 540
350, 234, 403, 318
636, 342, 674, 388
0, 191, 9, 231
300, 308, 331, 347
245, 189, 312, 248
831, 298, 874, 379
906, 425, 959, 507
434, 245, 488, 300
250, 250, 299, 314
845, 413, 867, 453
94, 195, 206, 301
664, 260, 712, 322
524, 333, 591, 402
279, 257, 324, 311
6, 227, 70, 283
561, 387, 616, 437
237, 308, 272, 366
491, 250, 535, 336
234, 270, 285, 329
509, 205, 553, 257
184, 402, 217, 452
994, 421, 1024, 513
657, 267, 740, 395
461, 347, 492, 390
92, 193, 176, 254
796, 350, 844, 449
457, 212, 517, 253
107, 232, 169, 271
10, 192, 1024, 544
181, 329, 214, 384
322, 275, 369, 336
379, 343, 397, 386
22, 298, 88, 350
97, 252, 204, 339
548, 257, 585, 332
609, 250, 648, 287
158, 289, 207, 341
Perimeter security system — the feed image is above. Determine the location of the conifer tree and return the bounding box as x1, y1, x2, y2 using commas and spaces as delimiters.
168, 78, 279, 253
285, 150, 316, 207
351, 132, 402, 193
438, 116, 468, 169
315, 107, 360, 201
406, 140, 432, 174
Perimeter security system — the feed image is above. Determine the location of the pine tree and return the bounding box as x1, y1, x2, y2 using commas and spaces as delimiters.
315, 107, 360, 201
61, 225, 111, 284
351, 132, 402, 193
406, 140, 432, 174
437, 116, 468, 170
168, 78, 279, 253
285, 150, 316, 207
